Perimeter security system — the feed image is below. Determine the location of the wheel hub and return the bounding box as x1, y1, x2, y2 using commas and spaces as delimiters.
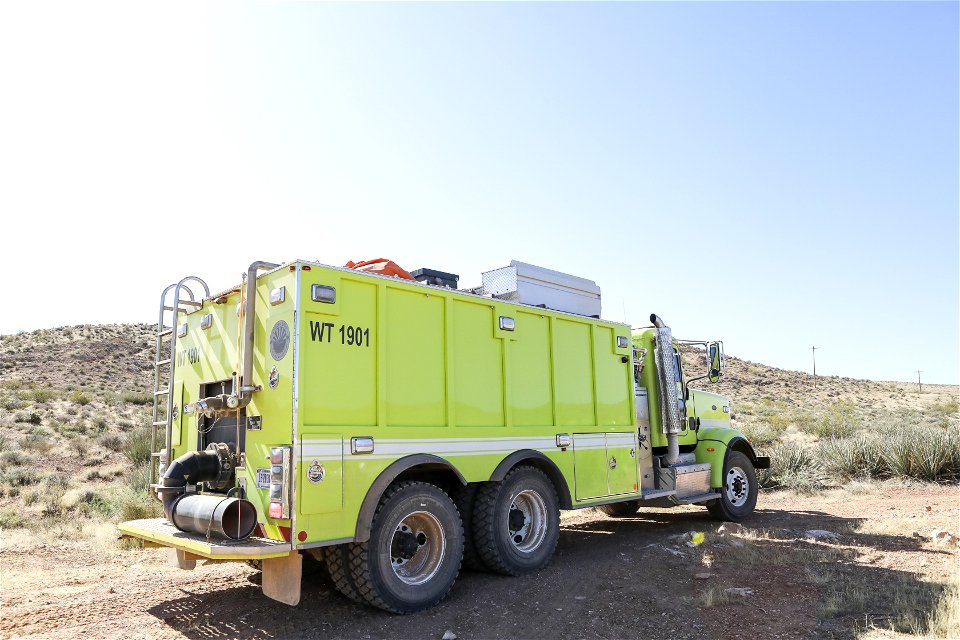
389, 511, 446, 586
725, 466, 750, 507
507, 490, 548, 553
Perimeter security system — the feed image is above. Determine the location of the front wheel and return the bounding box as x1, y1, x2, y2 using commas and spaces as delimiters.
707, 451, 758, 522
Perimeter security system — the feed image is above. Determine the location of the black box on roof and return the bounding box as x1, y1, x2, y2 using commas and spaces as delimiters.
411, 268, 459, 289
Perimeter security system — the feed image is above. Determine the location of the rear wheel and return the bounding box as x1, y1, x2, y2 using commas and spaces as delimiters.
473, 466, 560, 576
346, 481, 463, 613
707, 451, 758, 522
452, 483, 483, 570
596, 500, 640, 517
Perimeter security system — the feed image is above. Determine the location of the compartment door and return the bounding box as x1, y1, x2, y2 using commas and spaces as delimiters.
298, 434, 343, 515
573, 433, 609, 501
606, 432, 639, 496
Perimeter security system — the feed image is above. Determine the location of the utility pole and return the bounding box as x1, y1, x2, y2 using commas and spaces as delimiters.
915, 370, 923, 394
811, 346, 819, 389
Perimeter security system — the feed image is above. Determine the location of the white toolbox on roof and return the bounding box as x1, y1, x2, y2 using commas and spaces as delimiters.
481, 260, 601, 318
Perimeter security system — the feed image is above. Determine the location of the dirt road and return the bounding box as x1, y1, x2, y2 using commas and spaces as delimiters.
2, 485, 956, 640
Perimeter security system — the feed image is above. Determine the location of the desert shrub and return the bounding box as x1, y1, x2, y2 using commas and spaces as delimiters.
124, 428, 152, 466
45, 473, 70, 490
0, 450, 32, 468
14, 411, 42, 426
766, 412, 792, 431
1, 395, 22, 411
0, 434, 8, 452
883, 425, 960, 481
0, 379, 22, 390
19, 434, 54, 453
2, 468, 41, 487
739, 422, 782, 447
117, 419, 134, 431
28, 387, 57, 403
120, 391, 153, 405
0, 510, 25, 529
757, 444, 826, 492
74, 489, 119, 518
68, 437, 91, 457
91, 416, 108, 433
819, 436, 888, 480
98, 433, 124, 450
810, 401, 859, 439
931, 400, 959, 416
118, 474, 160, 520
68, 390, 92, 406
129, 462, 152, 493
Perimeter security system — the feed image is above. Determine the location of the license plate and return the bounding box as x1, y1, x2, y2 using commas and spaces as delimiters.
256, 468, 271, 489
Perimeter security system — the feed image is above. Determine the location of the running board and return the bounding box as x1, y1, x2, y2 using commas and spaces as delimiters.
675, 491, 719, 505
640, 488, 676, 500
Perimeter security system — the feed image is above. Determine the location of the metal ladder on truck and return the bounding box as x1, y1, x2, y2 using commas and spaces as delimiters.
150, 276, 210, 497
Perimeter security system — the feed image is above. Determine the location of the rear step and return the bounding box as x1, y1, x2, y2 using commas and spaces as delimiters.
118, 518, 291, 559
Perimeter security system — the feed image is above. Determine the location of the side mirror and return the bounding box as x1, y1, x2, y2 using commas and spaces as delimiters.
707, 342, 723, 383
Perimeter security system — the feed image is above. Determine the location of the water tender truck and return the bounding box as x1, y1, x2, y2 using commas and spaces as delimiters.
118, 258, 769, 613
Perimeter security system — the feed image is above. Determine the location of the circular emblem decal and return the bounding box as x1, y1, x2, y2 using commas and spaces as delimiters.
269, 320, 290, 361
307, 460, 325, 484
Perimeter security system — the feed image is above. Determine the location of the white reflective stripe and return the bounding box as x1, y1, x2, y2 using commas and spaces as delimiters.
699, 419, 731, 428
301, 444, 343, 457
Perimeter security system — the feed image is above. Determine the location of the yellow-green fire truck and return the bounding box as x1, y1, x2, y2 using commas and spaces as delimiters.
119, 259, 769, 613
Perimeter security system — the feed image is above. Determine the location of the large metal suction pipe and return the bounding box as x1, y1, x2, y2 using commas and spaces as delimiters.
169, 494, 258, 541
160, 448, 224, 516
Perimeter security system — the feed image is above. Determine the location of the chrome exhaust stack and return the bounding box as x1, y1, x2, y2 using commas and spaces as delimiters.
650, 314, 683, 467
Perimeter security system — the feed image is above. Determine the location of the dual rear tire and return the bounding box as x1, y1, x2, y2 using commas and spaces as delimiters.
326, 467, 561, 613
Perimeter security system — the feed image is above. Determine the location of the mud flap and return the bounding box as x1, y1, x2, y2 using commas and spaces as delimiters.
168, 548, 197, 570
262, 551, 302, 606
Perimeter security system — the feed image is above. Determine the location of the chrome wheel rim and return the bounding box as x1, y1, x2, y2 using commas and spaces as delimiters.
390, 511, 445, 585
507, 489, 548, 553
725, 467, 749, 507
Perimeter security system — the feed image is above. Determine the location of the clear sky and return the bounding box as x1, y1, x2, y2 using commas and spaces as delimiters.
1, 2, 957, 384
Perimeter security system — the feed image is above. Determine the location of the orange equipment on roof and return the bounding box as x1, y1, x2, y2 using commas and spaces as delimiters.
344, 258, 416, 281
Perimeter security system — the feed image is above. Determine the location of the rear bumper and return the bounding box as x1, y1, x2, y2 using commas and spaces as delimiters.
118, 518, 291, 560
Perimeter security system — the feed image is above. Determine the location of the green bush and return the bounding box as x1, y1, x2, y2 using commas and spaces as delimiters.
68, 390, 92, 406
0, 450, 32, 468
2, 468, 41, 487
28, 387, 57, 403
0, 509, 25, 529
883, 425, 960, 481
811, 401, 859, 439
758, 444, 827, 492
819, 436, 888, 480
98, 433, 124, 450
124, 428, 152, 466
20, 434, 54, 453
68, 437, 91, 457
15, 411, 42, 426
120, 391, 153, 405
